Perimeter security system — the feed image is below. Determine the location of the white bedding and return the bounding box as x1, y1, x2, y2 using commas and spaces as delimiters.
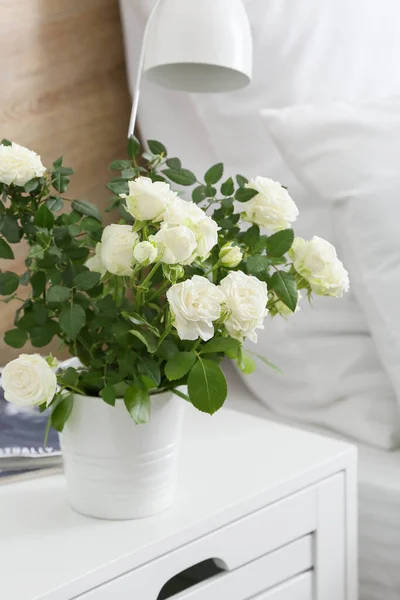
224, 364, 400, 600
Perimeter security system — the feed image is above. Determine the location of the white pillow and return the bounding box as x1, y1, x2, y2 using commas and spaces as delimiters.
261, 97, 400, 424
121, 0, 400, 175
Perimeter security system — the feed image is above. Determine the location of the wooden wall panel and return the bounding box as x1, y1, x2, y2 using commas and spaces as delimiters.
0, 0, 132, 363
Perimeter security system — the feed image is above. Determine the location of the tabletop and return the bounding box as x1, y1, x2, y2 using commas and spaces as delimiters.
0, 405, 355, 600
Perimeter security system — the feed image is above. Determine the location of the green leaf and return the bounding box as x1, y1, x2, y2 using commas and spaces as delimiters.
1, 215, 20, 243
246, 350, 282, 375
137, 357, 161, 387
100, 386, 116, 407
107, 180, 129, 195
163, 168, 197, 186
130, 329, 158, 353
57, 166, 74, 176
235, 187, 259, 203
30, 321, 58, 347
81, 217, 102, 232
246, 255, 270, 275
157, 339, 179, 360
266, 229, 294, 257
221, 177, 234, 197
236, 175, 248, 188
52, 173, 70, 193
59, 304, 86, 340
166, 157, 181, 170
241, 225, 260, 248
33, 303, 49, 325
270, 271, 298, 312
59, 367, 79, 387
47, 285, 70, 303
24, 178, 39, 193
51, 394, 74, 432
148, 140, 167, 156
29, 245, 45, 260
165, 351, 197, 381
46, 196, 64, 212
53, 156, 63, 168
68, 223, 81, 237
200, 337, 240, 355
109, 159, 132, 171
188, 358, 227, 414
71, 199, 102, 222
4, 329, 28, 348
124, 384, 150, 424
19, 271, 29, 286
204, 163, 224, 185
0, 139, 12, 146
127, 135, 140, 159
120, 168, 137, 179
236, 350, 256, 375
204, 186, 216, 198
0, 238, 14, 259
125, 312, 160, 337
73, 271, 101, 291
31, 271, 46, 297
0, 271, 19, 295
35, 205, 54, 229
67, 210, 82, 224
192, 185, 208, 204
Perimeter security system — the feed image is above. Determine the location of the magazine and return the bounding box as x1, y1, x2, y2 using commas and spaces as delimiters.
0, 384, 62, 477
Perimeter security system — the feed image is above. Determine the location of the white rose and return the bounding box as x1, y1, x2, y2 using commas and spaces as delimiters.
133, 240, 158, 265
219, 243, 243, 268
0, 142, 46, 187
100, 224, 139, 276
273, 290, 302, 318
220, 270, 268, 343
2, 354, 57, 407
163, 198, 219, 259
289, 236, 350, 298
153, 225, 197, 265
167, 275, 226, 341
121, 176, 177, 222
241, 177, 299, 232
85, 242, 106, 277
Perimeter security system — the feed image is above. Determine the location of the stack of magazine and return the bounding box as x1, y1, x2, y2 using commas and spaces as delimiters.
0, 382, 62, 481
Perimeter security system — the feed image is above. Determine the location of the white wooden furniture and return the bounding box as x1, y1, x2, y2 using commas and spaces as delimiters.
0, 407, 357, 600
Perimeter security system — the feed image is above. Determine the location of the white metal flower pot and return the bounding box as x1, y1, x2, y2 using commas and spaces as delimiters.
60, 391, 185, 520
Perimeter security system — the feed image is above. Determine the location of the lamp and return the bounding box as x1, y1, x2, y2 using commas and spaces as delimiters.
127, 0, 253, 137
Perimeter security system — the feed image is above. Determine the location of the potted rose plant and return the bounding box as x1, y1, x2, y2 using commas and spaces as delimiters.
0, 137, 349, 519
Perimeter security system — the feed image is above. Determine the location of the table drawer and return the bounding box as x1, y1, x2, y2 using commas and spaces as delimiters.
79, 534, 313, 600
79, 487, 316, 600
251, 572, 313, 600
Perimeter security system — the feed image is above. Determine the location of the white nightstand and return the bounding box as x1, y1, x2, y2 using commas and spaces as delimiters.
0, 407, 357, 600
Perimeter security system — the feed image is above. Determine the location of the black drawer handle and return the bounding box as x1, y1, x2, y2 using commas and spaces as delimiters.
157, 558, 226, 599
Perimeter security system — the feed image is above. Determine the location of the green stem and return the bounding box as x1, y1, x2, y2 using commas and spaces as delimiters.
157, 316, 172, 347
57, 382, 86, 396
204, 262, 220, 277
192, 339, 201, 352
140, 262, 161, 289
172, 388, 190, 402
148, 280, 169, 302
212, 266, 219, 284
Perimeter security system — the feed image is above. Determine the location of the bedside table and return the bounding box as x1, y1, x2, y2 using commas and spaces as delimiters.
0, 407, 357, 600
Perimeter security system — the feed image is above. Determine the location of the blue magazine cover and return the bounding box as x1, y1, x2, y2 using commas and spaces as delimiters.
0, 385, 61, 475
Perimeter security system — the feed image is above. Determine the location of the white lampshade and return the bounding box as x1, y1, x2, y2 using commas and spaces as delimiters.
143, 0, 253, 93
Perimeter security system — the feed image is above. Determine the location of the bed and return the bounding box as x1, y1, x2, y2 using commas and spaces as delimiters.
119, 1, 400, 597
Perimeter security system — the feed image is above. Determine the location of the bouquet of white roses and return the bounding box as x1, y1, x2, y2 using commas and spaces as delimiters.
0, 137, 349, 433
